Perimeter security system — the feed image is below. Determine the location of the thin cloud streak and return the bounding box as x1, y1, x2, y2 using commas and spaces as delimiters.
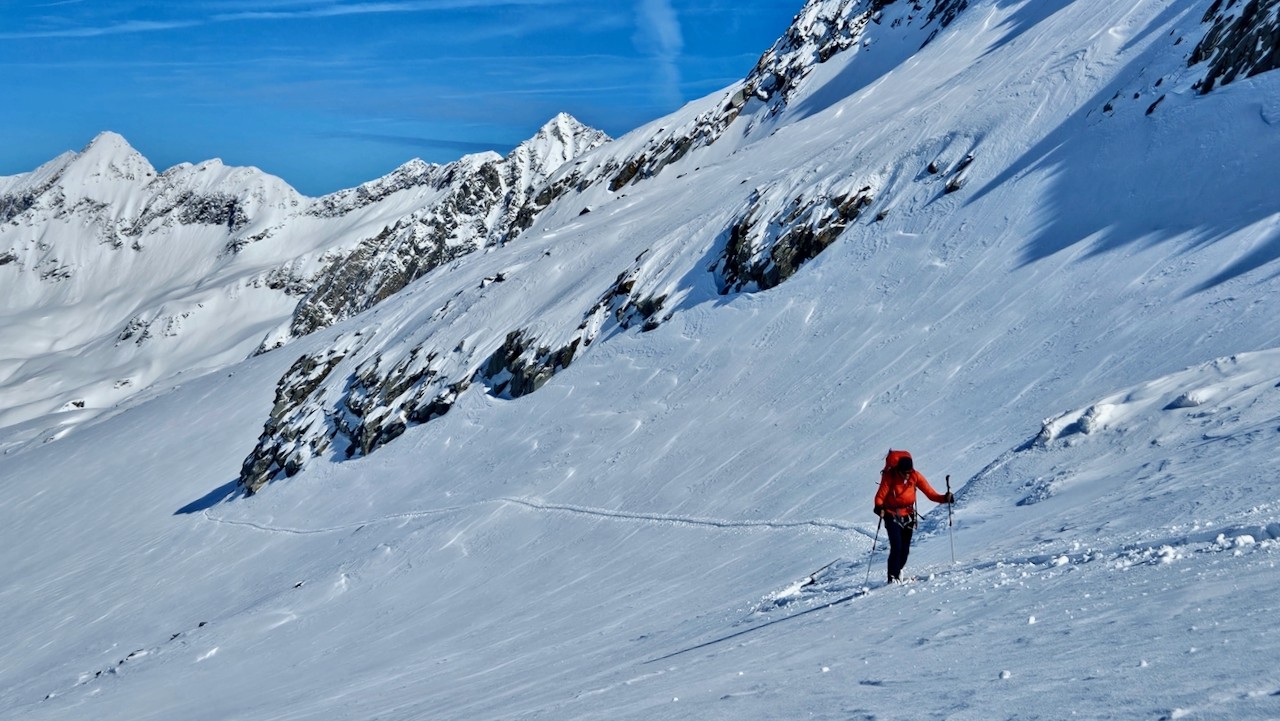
635, 0, 684, 108
214, 1, 554, 22
0, 0, 568, 40
0, 19, 199, 39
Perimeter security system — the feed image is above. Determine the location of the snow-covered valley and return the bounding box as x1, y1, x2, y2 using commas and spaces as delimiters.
2, 0, 1279, 719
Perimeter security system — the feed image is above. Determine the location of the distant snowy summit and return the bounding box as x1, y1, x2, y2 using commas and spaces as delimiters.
0, 115, 608, 435
282, 113, 610, 345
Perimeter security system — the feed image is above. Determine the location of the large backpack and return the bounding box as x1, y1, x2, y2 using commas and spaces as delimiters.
882, 449, 912, 473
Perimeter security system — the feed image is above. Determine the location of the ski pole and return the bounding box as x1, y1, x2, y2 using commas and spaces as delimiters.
946, 474, 956, 564
864, 516, 882, 586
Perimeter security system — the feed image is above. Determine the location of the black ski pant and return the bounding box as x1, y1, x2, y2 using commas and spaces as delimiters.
884, 515, 915, 582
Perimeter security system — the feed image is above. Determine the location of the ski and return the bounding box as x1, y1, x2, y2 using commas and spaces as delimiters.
799, 558, 840, 588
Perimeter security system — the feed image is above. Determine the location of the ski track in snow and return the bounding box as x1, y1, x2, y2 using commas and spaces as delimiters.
202, 496, 874, 538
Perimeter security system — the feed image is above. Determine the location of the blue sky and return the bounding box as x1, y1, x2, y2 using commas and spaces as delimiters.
0, 1, 799, 195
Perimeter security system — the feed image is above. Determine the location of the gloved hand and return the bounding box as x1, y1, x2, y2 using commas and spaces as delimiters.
873, 504, 885, 518
942, 492, 955, 504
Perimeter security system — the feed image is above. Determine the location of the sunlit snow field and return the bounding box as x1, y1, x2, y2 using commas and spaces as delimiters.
2, 1, 1279, 719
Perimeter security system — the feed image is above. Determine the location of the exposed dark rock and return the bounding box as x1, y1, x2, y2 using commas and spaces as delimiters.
223, 228, 274, 256
37, 261, 73, 281
286, 117, 608, 342
0, 192, 38, 224
179, 193, 249, 230
719, 184, 876, 293
0, 250, 16, 266
477, 330, 582, 400
116, 316, 151, 345
262, 262, 315, 297
122, 190, 250, 237
238, 345, 352, 494
287, 213, 481, 339
1190, 0, 1280, 94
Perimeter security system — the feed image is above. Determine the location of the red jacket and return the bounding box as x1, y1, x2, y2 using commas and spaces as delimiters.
875, 450, 946, 516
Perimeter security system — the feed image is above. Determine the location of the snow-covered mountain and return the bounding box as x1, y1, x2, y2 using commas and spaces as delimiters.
0, 114, 608, 440
2, 1, 1279, 720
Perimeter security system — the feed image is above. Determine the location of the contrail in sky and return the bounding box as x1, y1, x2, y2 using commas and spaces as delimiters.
636, 0, 684, 108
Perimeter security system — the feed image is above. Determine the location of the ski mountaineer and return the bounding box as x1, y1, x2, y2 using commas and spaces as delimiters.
873, 450, 953, 583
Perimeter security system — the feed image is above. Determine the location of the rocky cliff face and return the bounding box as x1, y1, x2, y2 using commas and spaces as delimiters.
604, 0, 972, 194
237, 257, 669, 494
1190, 0, 1280, 93
272, 115, 609, 348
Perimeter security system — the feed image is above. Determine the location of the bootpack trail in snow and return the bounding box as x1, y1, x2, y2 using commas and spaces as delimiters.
201, 495, 877, 538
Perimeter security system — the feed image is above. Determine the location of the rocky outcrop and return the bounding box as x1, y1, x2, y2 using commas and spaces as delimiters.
594, 0, 972, 194
1190, 0, 1280, 93
239, 340, 359, 494
308, 159, 449, 218
123, 191, 252, 236
719, 183, 877, 293
286, 173, 500, 340
281, 116, 609, 342
0, 191, 40, 224
235, 244, 677, 493
476, 330, 581, 400
239, 330, 473, 492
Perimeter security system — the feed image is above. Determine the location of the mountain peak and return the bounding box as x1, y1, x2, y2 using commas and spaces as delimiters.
527, 112, 607, 147
82, 130, 134, 153
506, 113, 609, 176
69, 130, 156, 183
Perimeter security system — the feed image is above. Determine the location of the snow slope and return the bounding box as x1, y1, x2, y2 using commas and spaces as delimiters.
1, 0, 1279, 719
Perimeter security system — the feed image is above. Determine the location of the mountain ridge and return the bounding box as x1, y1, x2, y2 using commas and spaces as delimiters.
0, 115, 608, 437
